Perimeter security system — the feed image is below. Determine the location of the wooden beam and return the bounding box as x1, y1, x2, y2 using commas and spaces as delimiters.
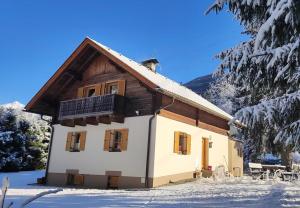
159, 109, 196, 126
60, 119, 75, 127
110, 115, 124, 123
198, 122, 228, 136
159, 109, 229, 136
74, 118, 86, 126
76, 50, 99, 74
98, 116, 111, 124
86, 117, 99, 125
65, 70, 82, 81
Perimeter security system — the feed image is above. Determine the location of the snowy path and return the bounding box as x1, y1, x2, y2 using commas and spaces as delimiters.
1, 171, 300, 207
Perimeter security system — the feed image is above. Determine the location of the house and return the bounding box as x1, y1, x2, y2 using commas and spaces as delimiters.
25, 37, 243, 189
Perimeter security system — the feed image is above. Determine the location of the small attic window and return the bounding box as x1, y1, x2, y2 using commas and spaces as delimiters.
87, 88, 96, 97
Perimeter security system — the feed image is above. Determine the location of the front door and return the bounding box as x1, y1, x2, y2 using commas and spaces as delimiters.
202, 138, 209, 170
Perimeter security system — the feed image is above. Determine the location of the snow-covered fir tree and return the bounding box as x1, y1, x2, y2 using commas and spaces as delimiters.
207, 0, 300, 164
204, 76, 238, 115
0, 102, 51, 171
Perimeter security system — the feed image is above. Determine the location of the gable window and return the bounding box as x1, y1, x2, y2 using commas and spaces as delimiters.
106, 82, 119, 95
104, 129, 128, 152
77, 80, 126, 98
65, 131, 86, 152
87, 88, 96, 97
105, 80, 126, 96
77, 84, 102, 98
174, 131, 191, 155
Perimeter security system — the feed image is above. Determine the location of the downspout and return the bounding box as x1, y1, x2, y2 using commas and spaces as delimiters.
145, 94, 175, 188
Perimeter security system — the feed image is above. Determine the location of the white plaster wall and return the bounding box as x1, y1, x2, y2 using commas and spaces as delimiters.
202, 129, 230, 171
48, 116, 152, 177
152, 115, 229, 177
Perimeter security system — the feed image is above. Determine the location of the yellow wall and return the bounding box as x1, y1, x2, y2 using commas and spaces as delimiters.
152, 115, 231, 178
228, 139, 243, 176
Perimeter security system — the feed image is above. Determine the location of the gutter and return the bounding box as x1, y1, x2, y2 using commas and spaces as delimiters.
145, 91, 175, 188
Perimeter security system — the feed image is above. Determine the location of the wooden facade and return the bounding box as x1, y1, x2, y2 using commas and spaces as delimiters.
25, 38, 230, 133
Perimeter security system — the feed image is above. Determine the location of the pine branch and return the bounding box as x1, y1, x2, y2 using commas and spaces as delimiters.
20, 188, 63, 207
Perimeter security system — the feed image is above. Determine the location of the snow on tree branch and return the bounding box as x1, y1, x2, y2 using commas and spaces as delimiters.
206, 0, 300, 160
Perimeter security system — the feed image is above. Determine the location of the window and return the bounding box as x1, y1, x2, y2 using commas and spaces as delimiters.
87, 88, 96, 97
174, 131, 191, 155
70, 133, 81, 152
179, 133, 187, 154
67, 174, 75, 185
65, 131, 86, 152
109, 130, 122, 152
67, 173, 84, 186
104, 129, 128, 152
77, 84, 102, 98
106, 82, 119, 95
107, 176, 119, 189
77, 80, 126, 98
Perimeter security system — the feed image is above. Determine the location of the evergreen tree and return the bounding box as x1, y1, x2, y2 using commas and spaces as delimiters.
203, 76, 238, 115
207, 0, 300, 163
0, 102, 50, 171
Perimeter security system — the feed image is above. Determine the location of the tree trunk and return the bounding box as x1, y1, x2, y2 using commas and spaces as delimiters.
280, 147, 292, 170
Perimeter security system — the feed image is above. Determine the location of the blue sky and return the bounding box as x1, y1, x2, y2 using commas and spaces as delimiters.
0, 0, 247, 105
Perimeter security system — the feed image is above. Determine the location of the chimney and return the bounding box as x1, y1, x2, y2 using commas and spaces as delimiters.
141, 58, 159, 72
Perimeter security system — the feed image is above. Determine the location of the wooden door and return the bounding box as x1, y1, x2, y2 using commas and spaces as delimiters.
202, 138, 209, 170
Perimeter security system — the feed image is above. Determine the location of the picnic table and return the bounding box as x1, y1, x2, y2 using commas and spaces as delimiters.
261, 164, 286, 171
281, 171, 299, 181
249, 163, 300, 181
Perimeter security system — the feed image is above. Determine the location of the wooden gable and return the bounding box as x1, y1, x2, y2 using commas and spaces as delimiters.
25, 38, 157, 117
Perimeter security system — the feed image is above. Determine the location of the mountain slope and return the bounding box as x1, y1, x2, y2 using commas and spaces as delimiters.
184, 74, 214, 95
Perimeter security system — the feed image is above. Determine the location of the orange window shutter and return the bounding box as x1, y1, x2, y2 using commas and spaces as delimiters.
174, 131, 180, 153
79, 131, 87, 151
101, 83, 106, 95
186, 134, 191, 155
120, 129, 129, 151
117, 80, 126, 96
95, 84, 102, 96
65, 132, 73, 151
104, 130, 111, 151
77, 87, 84, 98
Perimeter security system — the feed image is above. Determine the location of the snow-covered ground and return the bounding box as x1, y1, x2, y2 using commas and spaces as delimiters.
1, 171, 300, 207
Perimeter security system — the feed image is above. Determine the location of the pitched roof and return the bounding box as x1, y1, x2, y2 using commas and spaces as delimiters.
26, 37, 232, 120
88, 38, 232, 120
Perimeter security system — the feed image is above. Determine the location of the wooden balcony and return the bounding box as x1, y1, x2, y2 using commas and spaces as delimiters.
58, 94, 125, 125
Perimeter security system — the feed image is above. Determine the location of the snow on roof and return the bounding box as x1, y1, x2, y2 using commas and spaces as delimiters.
89, 38, 233, 120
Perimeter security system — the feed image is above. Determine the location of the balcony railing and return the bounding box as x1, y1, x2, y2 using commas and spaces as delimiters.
58, 94, 125, 120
